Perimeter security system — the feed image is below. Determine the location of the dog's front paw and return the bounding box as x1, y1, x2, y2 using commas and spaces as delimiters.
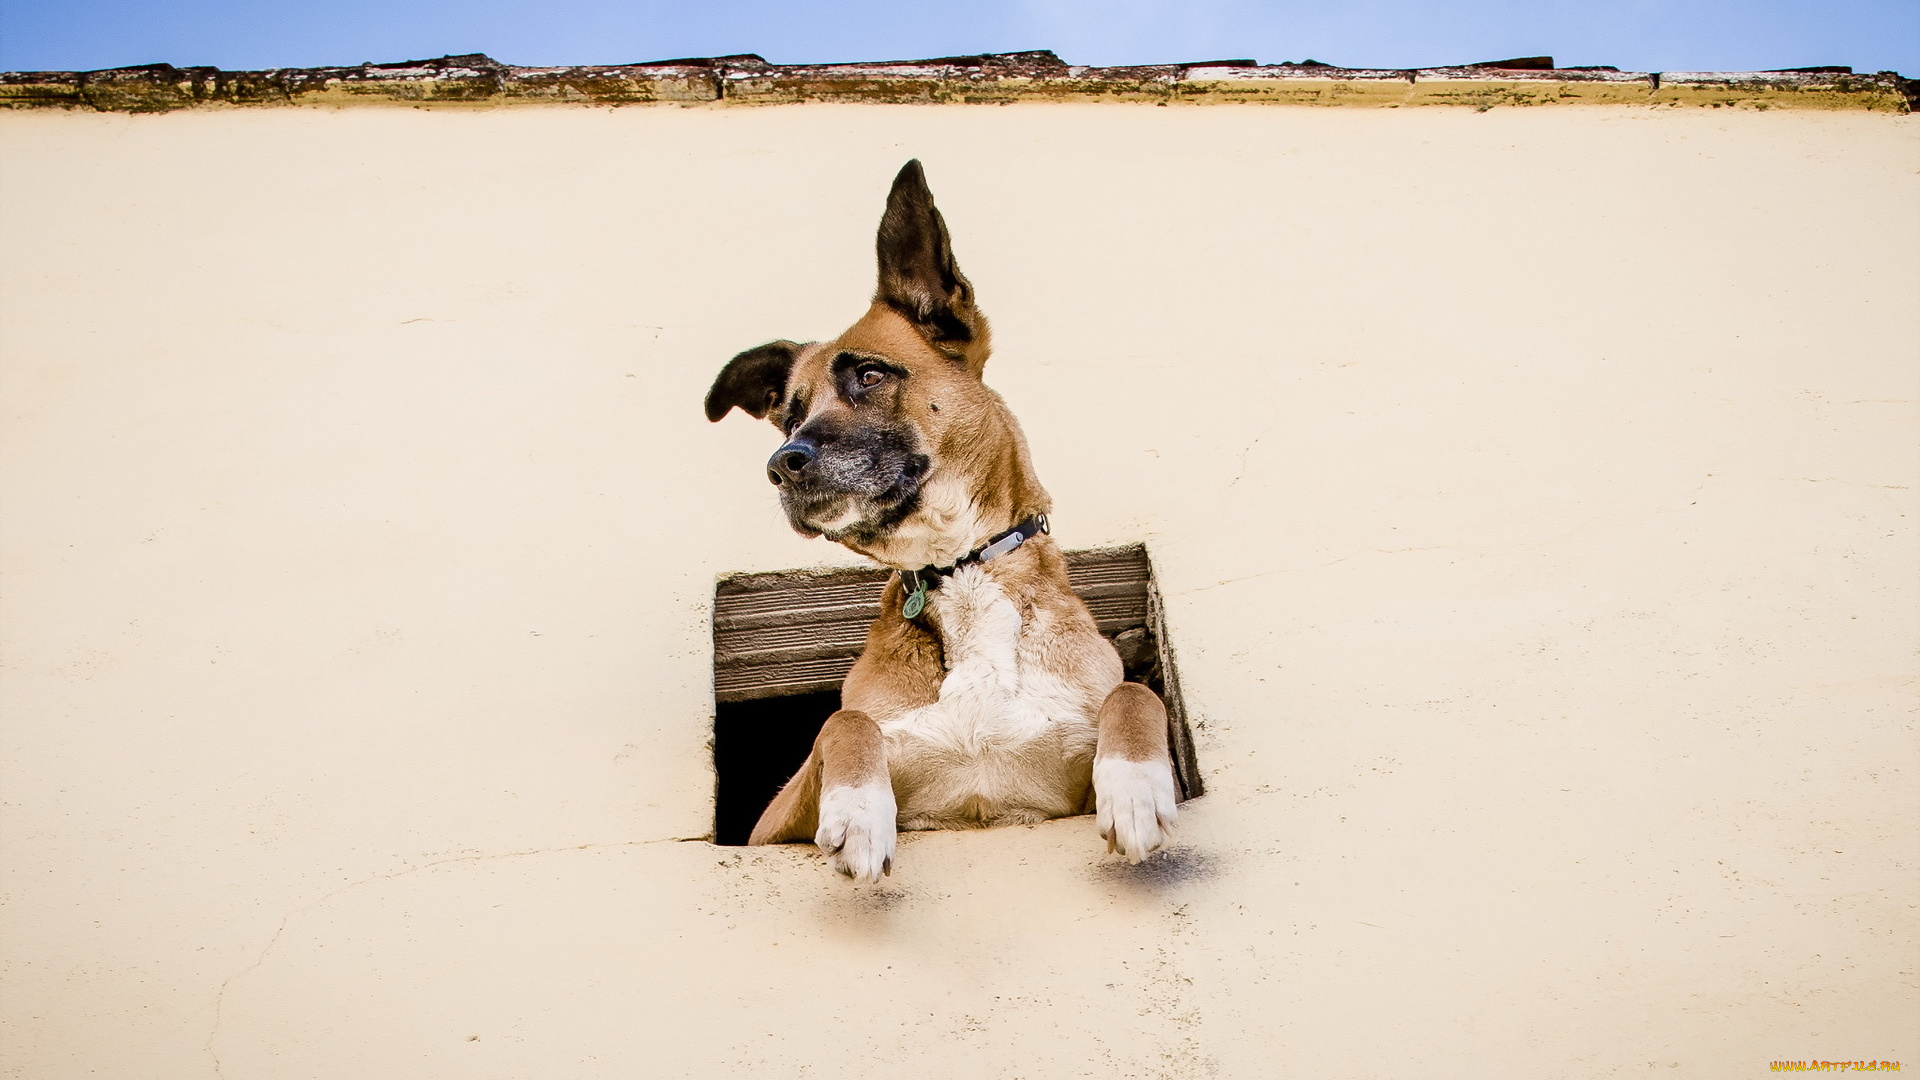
1094, 756, 1178, 863
815, 781, 897, 883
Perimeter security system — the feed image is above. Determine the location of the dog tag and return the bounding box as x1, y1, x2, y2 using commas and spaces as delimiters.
901, 577, 927, 620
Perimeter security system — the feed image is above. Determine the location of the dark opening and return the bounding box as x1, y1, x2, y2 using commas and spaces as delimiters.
710, 545, 1201, 845
713, 688, 840, 846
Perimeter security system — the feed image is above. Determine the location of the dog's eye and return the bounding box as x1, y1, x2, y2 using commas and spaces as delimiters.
856, 368, 886, 388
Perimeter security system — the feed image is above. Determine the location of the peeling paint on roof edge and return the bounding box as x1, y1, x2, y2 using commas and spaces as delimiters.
3, 50, 1914, 114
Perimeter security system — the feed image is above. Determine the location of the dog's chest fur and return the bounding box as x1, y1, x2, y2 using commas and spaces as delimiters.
875, 563, 1112, 830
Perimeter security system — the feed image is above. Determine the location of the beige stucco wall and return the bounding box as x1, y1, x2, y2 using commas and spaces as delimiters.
1, 102, 1915, 1078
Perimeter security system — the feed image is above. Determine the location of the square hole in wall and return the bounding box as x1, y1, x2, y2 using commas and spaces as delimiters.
711, 545, 1201, 846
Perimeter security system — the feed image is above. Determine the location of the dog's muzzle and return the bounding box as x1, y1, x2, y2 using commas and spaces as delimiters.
763, 428, 929, 539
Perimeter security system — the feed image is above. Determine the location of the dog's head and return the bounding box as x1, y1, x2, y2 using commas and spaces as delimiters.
705, 161, 1049, 569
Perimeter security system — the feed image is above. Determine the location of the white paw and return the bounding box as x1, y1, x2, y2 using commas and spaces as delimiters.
1094, 756, 1178, 863
815, 781, 897, 883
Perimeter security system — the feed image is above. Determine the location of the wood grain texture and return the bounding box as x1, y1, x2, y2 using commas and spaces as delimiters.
713, 546, 1152, 701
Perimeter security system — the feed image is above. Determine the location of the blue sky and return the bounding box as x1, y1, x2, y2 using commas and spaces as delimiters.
3, 0, 1916, 76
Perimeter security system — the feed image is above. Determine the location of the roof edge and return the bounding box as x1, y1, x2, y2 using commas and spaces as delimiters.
3, 52, 1911, 114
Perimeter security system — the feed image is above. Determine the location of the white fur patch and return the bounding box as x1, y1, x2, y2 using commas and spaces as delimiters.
815, 780, 897, 883
861, 472, 988, 570
1093, 756, 1178, 863
811, 505, 864, 534
878, 564, 1107, 828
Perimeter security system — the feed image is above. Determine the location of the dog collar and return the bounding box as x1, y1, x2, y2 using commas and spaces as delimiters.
899, 515, 1049, 620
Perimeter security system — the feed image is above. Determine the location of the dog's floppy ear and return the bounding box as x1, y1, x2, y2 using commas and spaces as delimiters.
705, 340, 799, 423
875, 160, 989, 371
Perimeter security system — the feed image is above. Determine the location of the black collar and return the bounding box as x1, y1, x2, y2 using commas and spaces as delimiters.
899, 515, 1049, 619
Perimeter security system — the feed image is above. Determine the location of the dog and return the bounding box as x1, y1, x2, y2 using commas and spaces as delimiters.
704, 160, 1178, 882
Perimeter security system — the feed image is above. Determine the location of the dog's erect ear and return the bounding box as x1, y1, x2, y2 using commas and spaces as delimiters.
875, 160, 988, 369
705, 340, 799, 423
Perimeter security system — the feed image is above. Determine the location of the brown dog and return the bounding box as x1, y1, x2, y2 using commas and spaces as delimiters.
705, 161, 1177, 881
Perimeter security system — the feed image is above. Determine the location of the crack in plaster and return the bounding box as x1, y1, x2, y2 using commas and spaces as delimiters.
203, 834, 706, 1075
1225, 429, 1272, 489
1780, 477, 1910, 488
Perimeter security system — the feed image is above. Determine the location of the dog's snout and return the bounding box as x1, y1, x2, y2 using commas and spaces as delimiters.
767, 440, 817, 485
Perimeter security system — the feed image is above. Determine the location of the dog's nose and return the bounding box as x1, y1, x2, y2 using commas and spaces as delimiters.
767, 440, 816, 485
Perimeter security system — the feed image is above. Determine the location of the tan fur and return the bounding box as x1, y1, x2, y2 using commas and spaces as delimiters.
817, 709, 888, 791
1096, 682, 1170, 764
838, 575, 945, 712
